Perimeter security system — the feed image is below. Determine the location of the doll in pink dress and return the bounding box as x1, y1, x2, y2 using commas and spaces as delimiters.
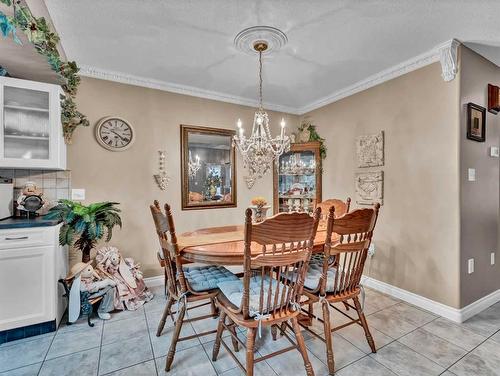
95, 246, 153, 310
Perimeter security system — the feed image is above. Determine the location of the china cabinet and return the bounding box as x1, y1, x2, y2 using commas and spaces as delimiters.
273, 141, 322, 214
0, 76, 66, 169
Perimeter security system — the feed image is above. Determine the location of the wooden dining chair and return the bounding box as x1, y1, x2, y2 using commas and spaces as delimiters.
212, 208, 321, 376
316, 197, 351, 219
305, 197, 351, 316
151, 202, 169, 296
150, 201, 240, 372
300, 203, 380, 375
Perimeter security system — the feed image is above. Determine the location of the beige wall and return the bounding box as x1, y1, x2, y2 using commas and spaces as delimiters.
302, 62, 462, 307
70, 52, 499, 309
69, 77, 298, 276
459, 46, 500, 306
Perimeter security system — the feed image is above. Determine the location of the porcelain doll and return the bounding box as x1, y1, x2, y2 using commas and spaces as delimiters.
95, 246, 153, 310
66, 261, 116, 322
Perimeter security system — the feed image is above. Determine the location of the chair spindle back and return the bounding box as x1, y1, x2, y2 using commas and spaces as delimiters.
241, 208, 322, 320
317, 198, 351, 220
320, 203, 380, 297
150, 201, 188, 297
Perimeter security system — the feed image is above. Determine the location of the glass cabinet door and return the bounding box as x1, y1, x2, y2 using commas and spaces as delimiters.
3, 85, 50, 160
277, 150, 318, 213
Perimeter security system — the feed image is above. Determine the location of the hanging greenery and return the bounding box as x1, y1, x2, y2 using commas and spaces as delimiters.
297, 119, 327, 161
0, 0, 88, 143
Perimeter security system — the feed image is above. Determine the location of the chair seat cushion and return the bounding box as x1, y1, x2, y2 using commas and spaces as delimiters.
303, 256, 340, 292
217, 276, 290, 316
183, 265, 239, 292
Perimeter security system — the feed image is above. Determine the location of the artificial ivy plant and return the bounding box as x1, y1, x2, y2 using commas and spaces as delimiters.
297, 119, 327, 161
0, 0, 89, 143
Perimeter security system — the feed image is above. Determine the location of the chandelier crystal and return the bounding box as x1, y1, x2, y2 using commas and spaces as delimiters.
233, 41, 290, 180
188, 150, 201, 178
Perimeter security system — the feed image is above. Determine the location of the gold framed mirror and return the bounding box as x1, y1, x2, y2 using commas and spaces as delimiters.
181, 125, 237, 210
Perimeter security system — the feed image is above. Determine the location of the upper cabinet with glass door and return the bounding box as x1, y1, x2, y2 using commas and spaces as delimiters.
0, 76, 66, 169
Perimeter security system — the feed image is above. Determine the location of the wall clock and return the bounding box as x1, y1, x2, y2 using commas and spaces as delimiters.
95, 117, 135, 151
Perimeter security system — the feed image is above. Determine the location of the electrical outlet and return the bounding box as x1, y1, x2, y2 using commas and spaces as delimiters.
468, 168, 476, 181
491, 252, 496, 266
368, 243, 375, 257
468, 258, 474, 274
71, 189, 85, 201
490, 147, 499, 158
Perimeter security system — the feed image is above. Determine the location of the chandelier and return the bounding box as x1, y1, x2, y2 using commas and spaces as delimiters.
188, 150, 201, 177
233, 40, 290, 180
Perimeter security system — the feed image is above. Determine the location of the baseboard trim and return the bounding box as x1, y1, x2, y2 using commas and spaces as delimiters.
459, 289, 500, 322
362, 276, 500, 323
144, 275, 165, 288
144, 273, 500, 323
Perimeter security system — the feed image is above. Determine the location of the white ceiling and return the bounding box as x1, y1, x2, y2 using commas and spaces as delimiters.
44, 0, 500, 114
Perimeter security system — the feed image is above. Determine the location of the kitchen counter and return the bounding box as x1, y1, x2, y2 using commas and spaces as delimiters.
0, 216, 61, 229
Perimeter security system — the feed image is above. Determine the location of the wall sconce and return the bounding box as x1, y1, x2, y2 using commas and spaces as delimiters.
244, 175, 256, 189
154, 151, 170, 190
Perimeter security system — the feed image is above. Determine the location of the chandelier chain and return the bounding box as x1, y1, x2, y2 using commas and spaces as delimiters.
259, 50, 263, 111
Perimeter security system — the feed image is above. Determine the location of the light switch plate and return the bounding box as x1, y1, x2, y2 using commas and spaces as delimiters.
468, 258, 474, 274
492, 252, 496, 266
490, 147, 499, 158
468, 168, 476, 181
71, 189, 85, 200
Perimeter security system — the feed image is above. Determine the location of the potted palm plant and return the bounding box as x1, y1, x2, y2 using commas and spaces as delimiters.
45, 200, 122, 262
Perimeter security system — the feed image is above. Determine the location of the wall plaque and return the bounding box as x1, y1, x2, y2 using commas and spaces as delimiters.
356, 131, 384, 168
355, 171, 384, 205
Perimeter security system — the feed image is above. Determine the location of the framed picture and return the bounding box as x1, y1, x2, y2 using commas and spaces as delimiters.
467, 103, 486, 142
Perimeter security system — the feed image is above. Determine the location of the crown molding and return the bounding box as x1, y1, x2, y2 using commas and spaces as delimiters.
298, 39, 461, 114
78, 65, 300, 115
439, 39, 460, 82
79, 39, 460, 116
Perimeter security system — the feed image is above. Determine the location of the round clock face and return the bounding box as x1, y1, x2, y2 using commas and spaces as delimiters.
95, 117, 134, 151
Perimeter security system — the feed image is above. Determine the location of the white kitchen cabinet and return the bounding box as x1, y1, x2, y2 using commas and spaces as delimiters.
0, 225, 67, 331
0, 76, 66, 169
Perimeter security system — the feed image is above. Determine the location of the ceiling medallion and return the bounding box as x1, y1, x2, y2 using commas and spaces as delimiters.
234, 26, 288, 55
233, 27, 290, 183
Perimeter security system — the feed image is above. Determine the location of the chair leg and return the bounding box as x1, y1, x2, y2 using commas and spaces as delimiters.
291, 316, 315, 376
245, 327, 257, 376
227, 316, 239, 352
210, 297, 219, 317
279, 321, 287, 335
165, 303, 186, 372
156, 296, 174, 337
163, 268, 167, 297
271, 324, 278, 340
308, 302, 314, 318
353, 296, 376, 353
212, 311, 227, 361
321, 301, 335, 375
342, 301, 350, 311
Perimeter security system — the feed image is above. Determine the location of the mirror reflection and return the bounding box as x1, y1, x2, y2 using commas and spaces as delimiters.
181, 125, 236, 210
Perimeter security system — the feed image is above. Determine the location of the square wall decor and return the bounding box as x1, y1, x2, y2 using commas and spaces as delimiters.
356, 131, 384, 167
355, 171, 383, 205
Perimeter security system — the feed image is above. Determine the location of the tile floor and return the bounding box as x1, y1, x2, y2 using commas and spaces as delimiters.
1, 286, 500, 376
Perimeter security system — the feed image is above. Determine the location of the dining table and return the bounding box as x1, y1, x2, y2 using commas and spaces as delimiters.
178, 222, 335, 265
